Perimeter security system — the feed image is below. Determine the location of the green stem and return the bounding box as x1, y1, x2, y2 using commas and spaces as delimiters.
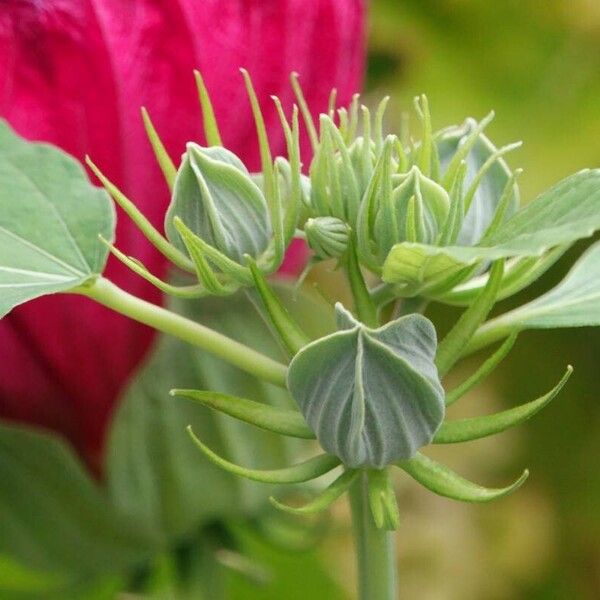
346, 241, 379, 327
77, 277, 288, 388
349, 472, 397, 600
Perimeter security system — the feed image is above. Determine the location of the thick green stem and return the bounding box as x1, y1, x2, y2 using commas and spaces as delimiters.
77, 277, 288, 387
349, 472, 397, 600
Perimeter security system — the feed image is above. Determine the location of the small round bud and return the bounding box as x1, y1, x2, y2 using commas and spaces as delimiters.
305, 216, 351, 259
165, 143, 271, 262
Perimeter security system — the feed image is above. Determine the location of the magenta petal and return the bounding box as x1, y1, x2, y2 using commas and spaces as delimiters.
0, 0, 365, 471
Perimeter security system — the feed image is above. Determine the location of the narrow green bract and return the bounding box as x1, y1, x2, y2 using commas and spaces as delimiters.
0, 121, 115, 318
287, 304, 445, 468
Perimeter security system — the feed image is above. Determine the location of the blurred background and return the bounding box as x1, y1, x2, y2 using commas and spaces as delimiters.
227, 2, 600, 598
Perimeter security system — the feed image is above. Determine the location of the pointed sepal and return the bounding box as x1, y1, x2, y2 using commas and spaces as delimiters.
187, 426, 338, 484
171, 389, 314, 439
397, 452, 528, 502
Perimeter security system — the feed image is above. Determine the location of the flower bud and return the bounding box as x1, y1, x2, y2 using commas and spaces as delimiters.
305, 216, 350, 259
374, 166, 450, 256
165, 143, 271, 262
308, 116, 361, 225
287, 303, 445, 468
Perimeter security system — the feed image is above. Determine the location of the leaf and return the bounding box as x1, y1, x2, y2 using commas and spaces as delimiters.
0, 121, 115, 317
397, 452, 529, 502
0, 422, 153, 589
287, 303, 445, 468
435, 366, 572, 443
478, 241, 600, 333
383, 170, 600, 288
106, 285, 333, 543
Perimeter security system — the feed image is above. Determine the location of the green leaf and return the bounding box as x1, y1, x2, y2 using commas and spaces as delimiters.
0, 422, 152, 586
269, 469, 359, 515
171, 389, 315, 439
287, 303, 445, 468
397, 452, 529, 502
0, 121, 115, 317
383, 170, 600, 289
187, 427, 340, 484
435, 366, 572, 443
476, 241, 600, 336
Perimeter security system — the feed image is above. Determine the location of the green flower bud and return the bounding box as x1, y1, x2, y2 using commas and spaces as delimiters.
305, 216, 350, 259
165, 143, 271, 262
287, 303, 445, 468
374, 165, 450, 256
308, 116, 361, 225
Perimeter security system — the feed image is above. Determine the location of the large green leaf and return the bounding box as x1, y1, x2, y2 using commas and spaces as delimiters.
0, 121, 115, 317
382, 169, 600, 288
0, 422, 152, 594
476, 241, 600, 334
106, 284, 333, 543
287, 304, 445, 468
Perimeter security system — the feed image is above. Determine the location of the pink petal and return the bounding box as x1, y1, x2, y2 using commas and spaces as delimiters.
0, 0, 365, 471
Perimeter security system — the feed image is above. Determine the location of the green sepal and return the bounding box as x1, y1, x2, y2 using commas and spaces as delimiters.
86, 157, 194, 272
171, 389, 315, 439
436, 259, 504, 376
187, 426, 339, 484
194, 70, 223, 146
435, 366, 572, 443
141, 107, 177, 190
270, 469, 359, 515
247, 257, 311, 355
99, 235, 208, 298
367, 469, 400, 530
241, 69, 284, 265
445, 333, 518, 406
173, 216, 253, 286
397, 453, 529, 502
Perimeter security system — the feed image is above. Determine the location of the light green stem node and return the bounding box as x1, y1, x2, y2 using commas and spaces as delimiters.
77, 277, 288, 387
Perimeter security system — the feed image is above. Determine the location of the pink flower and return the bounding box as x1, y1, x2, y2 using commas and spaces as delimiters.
0, 0, 365, 472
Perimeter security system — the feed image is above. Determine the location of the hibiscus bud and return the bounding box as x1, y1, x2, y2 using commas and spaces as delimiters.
305, 216, 350, 259
165, 143, 272, 262
374, 165, 450, 256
